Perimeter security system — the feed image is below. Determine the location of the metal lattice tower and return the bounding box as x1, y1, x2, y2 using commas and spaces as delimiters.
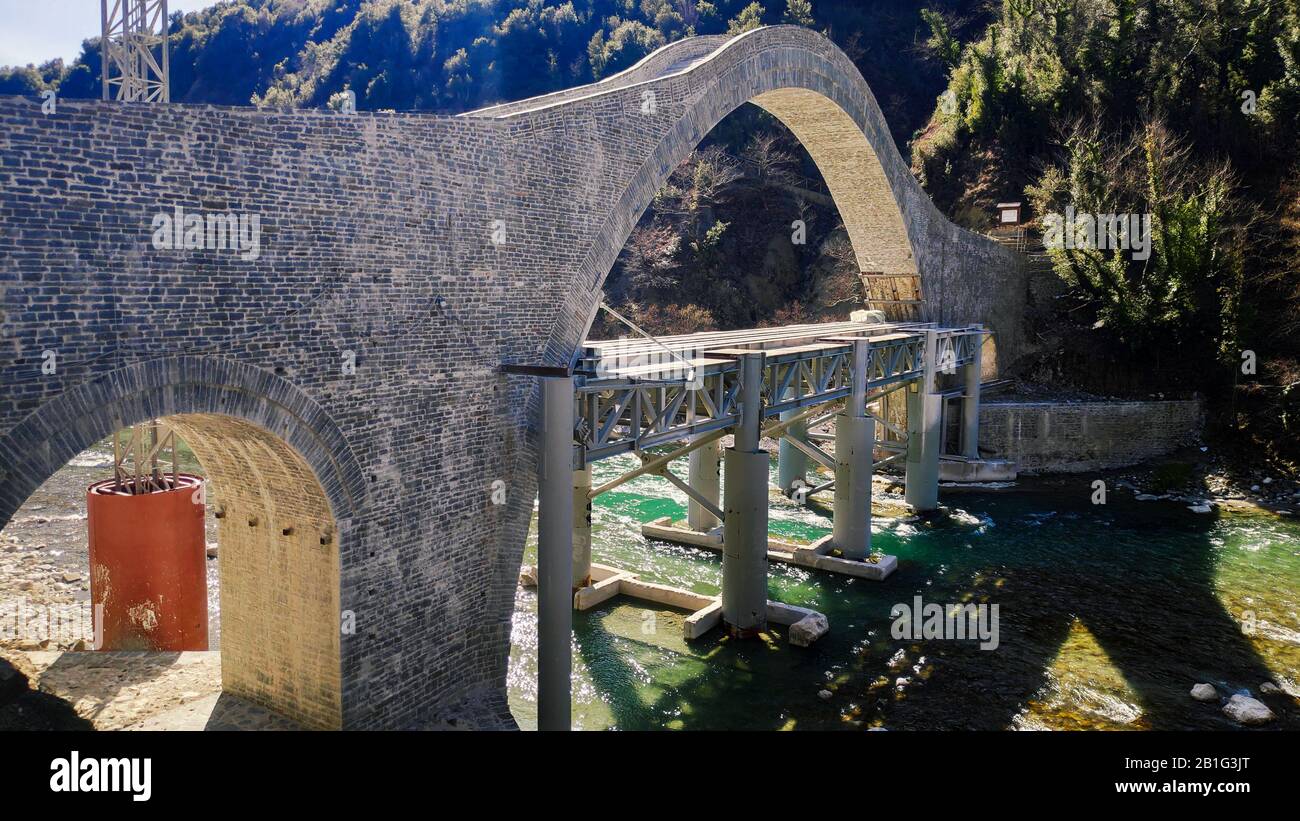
100, 0, 169, 102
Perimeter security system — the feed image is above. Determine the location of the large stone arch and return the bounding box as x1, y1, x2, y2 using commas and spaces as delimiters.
469, 26, 1026, 367
0, 356, 367, 729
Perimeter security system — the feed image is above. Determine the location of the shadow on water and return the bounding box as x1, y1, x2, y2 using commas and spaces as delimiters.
571, 474, 1300, 730
844, 484, 1298, 731
574, 604, 816, 731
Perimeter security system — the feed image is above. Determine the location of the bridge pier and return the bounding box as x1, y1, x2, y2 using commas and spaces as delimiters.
777, 388, 809, 495
538, 374, 574, 731
687, 435, 722, 533
905, 330, 942, 512
722, 352, 769, 637
831, 340, 874, 559
573, 466, 593, 589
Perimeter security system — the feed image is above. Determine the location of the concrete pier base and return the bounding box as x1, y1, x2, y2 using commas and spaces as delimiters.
641, 517, 897, 581
519, 561, 827, 644
798, 534, 897, 580
939, 457, 1017, 482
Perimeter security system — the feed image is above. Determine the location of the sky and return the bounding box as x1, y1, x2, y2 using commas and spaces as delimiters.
0, 0, 217, 68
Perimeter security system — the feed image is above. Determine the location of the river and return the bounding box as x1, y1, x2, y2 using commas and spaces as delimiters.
507, 452, 1300, 730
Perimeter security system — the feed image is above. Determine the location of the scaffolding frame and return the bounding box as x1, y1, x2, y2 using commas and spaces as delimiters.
101, 0, 170, 103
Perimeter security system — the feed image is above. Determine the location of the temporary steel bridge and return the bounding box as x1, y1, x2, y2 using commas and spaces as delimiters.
512, 318, 999, 731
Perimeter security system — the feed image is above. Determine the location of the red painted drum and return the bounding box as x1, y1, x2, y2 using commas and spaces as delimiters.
86, 474, 208, 651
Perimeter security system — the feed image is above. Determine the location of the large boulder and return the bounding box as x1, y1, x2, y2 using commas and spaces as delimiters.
1222, 694, 1275, 726
789, 613, 829, 647
1190, 683, 1217, 702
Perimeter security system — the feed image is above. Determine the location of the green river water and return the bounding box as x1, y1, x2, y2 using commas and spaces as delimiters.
507, 453, 1300, 730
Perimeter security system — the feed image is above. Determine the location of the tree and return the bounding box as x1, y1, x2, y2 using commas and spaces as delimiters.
1026, 119, 1251, 365
782, 0, 815, 29
727, 2, 766, 37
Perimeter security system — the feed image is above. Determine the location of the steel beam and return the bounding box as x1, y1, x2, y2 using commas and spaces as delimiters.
538, 376, 574, 731
588, 427, 727, 499
780, 434, 837, 472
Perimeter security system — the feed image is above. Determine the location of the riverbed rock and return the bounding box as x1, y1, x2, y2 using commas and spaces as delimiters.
1259, 681, 1283, 695
817, 689, 832, 700
1190, 683, 1217, 702
1187, 503, 1213, 514
1223, 694, 1275, 725
789, 613, 829, 647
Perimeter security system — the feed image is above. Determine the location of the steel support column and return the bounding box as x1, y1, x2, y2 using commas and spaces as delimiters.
687, 435, 722, 532
538, 376, 573, 731
905, 330, 941, 512
832, 340, 874, 558
961, 325, 984, 459
722, 352, 768, 636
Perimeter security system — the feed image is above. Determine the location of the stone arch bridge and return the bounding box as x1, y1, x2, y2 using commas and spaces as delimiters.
0, 26, 1026, 728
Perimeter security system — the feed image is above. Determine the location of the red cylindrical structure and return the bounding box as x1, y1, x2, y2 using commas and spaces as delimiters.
86, 474, 208, 651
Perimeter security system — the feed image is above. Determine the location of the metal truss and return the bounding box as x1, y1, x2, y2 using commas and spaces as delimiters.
573, 324, 983, 466
101, 0, 170, 103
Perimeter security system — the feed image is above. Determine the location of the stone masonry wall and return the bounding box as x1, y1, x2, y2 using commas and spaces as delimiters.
0, 27, 1028, 727
979, 400, 1206, 474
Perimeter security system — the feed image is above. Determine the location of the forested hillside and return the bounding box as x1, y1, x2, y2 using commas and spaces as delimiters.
911, 0, 1300, 462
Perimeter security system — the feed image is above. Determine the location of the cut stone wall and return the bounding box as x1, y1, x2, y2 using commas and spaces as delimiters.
978, 400, 1205, 474
0, 26, 1029, 727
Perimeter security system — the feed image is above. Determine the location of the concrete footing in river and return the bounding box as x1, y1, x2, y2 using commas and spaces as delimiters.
519, 561, 827, 644
939, 457, 1017, 482
641, 516, 897, 580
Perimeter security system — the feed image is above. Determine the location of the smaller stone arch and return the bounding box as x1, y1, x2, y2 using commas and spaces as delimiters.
0, 356, 367, 729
